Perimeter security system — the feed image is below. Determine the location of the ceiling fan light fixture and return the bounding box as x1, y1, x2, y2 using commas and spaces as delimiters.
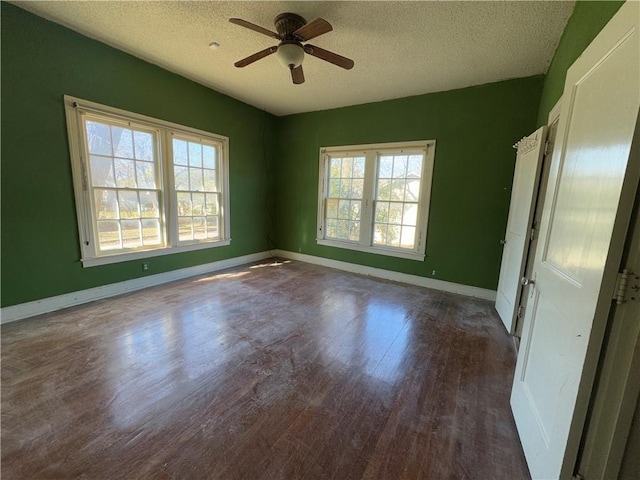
276, 43, 304, 69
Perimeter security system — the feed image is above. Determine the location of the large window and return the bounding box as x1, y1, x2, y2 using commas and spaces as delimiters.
317, 141, 435, 260
65, 96, 230, 267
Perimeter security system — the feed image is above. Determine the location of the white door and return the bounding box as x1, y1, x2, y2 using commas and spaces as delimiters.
511, 2, 640, 479
495, 126, 546, 333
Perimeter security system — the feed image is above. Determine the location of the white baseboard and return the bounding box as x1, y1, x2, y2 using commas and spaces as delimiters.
274, 249, 497, 301
0, 251, 273, 324
1, 249, 497, 324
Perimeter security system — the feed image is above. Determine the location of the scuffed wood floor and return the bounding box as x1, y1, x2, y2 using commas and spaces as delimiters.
1, 260, 530, 479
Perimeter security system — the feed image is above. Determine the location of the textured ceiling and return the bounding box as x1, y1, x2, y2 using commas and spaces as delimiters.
12, 1, 575, 116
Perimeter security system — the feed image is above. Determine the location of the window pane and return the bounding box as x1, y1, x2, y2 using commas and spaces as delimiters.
189, 168, 204, 191
378, 156, 393, 178
206, 216, 219, 239
178, 217, 193, 241
203, 170, 217, 192
139, 191, 159, 218
338, 199, 350, 219
373, 223, 388, 246
400, 226, 416, 248
133, 131, 153, 161
392, 156, 408, 178
407, 155, 423, 177
353, 158, 365, 178
136, 161, 156, 189
112, 127, 134, 158
86, 121, 112, 156
192, 193, 205, 216
340, 179, 351, 199
118, 191, 139, 219
205, 193, 219, 215
121, 219, 142, 248
389, 202, 403, 225
114, 158, 136, 188
142, 219, 161, 245
341, 157, 353, 178
326, 198, 338, 219
203, 145, 216, 169
329, 179, 341, 198
330, 158, 341, 177
403, 203, 418, 226
193, 217, 206, 240
350, 201, 361, 221
375, 202, 389, 223
97, 220, 121, 250
350, 179, 364, 199
173, 139, 188, 165
387, 225, 401, 247
337, 220, 349, 239
349, 221, 360, 241
94, 189, 118, 219
390, 180, 406, 201
188, 142, 202, 168
177, 192, 192, 216
174, 166, 189, 191
406, 179, 421, 201
377, 179, 391, 201
326, 219, 338, 238
90, 156, 115, 187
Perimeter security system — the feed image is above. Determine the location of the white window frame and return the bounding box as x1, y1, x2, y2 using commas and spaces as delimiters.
316, 140, 435, 261
64, 95, 231, 267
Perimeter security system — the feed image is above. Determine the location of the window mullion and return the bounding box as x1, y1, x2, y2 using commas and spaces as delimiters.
360, 151, 376, 246
316, 152, 328, 240
163, 131, 177, 247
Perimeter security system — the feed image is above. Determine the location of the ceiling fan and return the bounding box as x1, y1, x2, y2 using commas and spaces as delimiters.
229, 13, 355, 85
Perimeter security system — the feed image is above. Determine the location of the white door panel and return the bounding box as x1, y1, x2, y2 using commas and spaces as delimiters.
511, 2, 640, 479
495, 126, 546, 333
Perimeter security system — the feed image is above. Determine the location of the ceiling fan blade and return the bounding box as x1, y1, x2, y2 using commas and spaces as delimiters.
293, 18, 333, 41
234, 46, 278, 68
303, 44, 354, 70
291, 66, 305, 85
229, 18, 280, 39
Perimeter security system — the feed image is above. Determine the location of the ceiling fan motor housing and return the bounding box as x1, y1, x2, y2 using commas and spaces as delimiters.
275, 13, 307, 39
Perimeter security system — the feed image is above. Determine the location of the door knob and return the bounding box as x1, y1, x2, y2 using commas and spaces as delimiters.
521, 276, 534, 286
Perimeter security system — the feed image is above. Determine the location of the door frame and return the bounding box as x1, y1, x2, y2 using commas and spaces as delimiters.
514, 98, 563, 340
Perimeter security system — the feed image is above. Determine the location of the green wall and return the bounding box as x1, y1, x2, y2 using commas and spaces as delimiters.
5, 1, 621, 308
1, 3, 277, 307
275, 77, 543, 290
536, 0, 625, 125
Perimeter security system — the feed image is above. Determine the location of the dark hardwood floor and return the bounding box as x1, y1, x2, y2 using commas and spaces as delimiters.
1, 259, 530, 479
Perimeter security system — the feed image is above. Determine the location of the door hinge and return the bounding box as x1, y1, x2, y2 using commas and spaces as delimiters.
517, 304, 524, 318
530, 227, 536, 241
544, 140, 551, 156
613, 269, 640, 305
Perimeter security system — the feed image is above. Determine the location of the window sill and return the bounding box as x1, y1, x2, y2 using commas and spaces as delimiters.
81, 239, 231, 267
316, 239, 425, 261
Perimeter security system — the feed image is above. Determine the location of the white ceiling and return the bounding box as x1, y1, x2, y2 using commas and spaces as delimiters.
13, 1, 575, 116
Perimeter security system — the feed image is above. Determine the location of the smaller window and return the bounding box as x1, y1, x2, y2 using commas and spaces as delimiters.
317, 141, 435, 261
172, 136, 222, 244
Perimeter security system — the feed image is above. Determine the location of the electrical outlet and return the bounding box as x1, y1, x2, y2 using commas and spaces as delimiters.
142, 262, 149, 272
432, 270, 436, 276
